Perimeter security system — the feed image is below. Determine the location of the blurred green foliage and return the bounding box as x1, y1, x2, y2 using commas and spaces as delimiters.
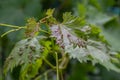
74, 0, 120, 51
0, 0, 120, 80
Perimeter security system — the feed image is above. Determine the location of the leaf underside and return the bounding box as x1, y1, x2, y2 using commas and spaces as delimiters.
50, 24, 120, 72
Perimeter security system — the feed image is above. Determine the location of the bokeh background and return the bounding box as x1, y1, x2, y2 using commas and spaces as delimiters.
0, 0, 120, 80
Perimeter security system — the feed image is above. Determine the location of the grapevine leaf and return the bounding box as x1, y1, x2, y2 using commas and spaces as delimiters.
20, 59, 42, 80
50, 24, 120, 72
25, 18, 39, 37
40, 40, 52, 58
4, 37, 42, 76
46, 8, 55, 16
50, 25, 86, 49
62, 12, 86, 28
44, 9, 57, 24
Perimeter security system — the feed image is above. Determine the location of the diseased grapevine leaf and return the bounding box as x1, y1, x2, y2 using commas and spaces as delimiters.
2, 8, 120, 80
50, 24, 120, 72
50, 25, 86, 49
4, 37, 42, 77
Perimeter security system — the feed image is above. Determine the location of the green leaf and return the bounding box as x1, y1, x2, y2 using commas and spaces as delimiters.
89, 0, 101, 10
40, 40, 52, 58
77, 3, 87, 17
76, 2, 120, 51
46, 8, 55, 16
79, 6, 113, 25
102, 18, 120, 51
20, 59, 42, 80
44, 9, 57, 24
4, 37, 42, 75
62, 12, 86, 28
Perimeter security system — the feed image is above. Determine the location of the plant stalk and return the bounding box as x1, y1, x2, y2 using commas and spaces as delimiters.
55, 52, 59, 80
42, 57, 56, 69
1, 29, 19, 37
0, 23, 25, 28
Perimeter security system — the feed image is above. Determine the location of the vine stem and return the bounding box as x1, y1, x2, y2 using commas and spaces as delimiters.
39, 15, 52, 23
39, 29, 50, 34
0, 23, 25, 28
1, 27, 26, 37
44, 72, 48, 80
55, 52, 59, 80
0, 23, 26, 37
42, 57, 56, 69
34, 69, 53, 80
1, 29, 19, 37
60, 70, 64, 80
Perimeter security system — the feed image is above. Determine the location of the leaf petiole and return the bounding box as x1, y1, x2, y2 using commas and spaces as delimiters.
0, 23, 25, 28
55, 52, 59, 80
1, 29, 20, 37
42, 57, 56, 69
1, 27, 26, 37
39, 29, 50, 34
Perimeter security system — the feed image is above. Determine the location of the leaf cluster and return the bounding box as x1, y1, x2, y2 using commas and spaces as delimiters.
2, 9, 120, 80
